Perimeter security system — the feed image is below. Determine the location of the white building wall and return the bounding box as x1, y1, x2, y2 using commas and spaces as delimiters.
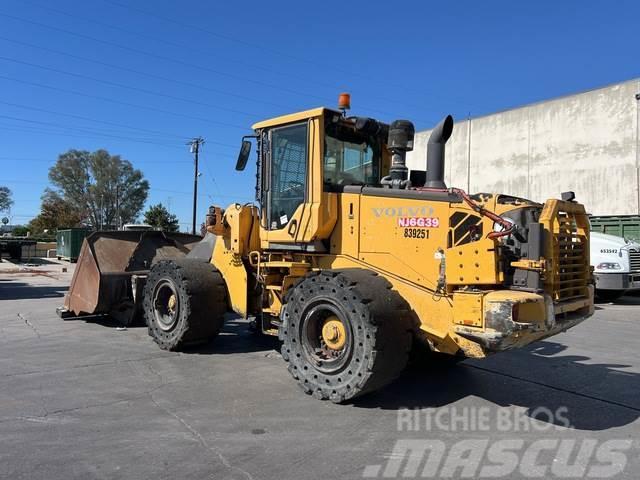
406, 79, 640, 216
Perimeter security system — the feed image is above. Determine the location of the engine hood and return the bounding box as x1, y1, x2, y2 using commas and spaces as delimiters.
591, 232, 640, 251
590, 231, 640, 273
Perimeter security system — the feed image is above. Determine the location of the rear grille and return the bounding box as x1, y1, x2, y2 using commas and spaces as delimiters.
553, 212, 589, 301
630, 250, 640, 273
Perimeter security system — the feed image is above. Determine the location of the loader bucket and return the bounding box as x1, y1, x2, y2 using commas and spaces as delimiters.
59, 230, 203, 324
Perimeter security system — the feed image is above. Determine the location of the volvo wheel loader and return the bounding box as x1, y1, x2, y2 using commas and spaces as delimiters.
59, 95, 594, 402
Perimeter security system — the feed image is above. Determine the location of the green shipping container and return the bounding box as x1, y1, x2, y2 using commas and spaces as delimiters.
590, 215, 640, 242
56, 228, 90, 262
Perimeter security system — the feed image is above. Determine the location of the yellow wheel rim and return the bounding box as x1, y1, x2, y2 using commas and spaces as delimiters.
321, 316, 347, 350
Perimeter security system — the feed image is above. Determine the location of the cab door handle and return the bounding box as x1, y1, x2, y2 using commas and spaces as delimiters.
287, 219, 298, 237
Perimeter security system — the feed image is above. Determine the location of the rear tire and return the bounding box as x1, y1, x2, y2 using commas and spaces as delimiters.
279, 269, 413, 403
143, 259, 227, 351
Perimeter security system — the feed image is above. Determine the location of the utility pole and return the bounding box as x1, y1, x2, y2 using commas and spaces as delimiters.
115, 183, 121, 230
188, 137, 205, 235
100, 194, 104, 230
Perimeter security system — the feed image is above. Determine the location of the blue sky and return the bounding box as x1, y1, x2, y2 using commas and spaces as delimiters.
0, 0, 638, 230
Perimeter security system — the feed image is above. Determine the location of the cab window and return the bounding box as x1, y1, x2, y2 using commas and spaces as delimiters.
268, 122, 308, 230
323, 121, 380, 191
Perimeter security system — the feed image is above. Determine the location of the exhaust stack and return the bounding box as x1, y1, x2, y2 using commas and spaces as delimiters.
425, 115, 454, 189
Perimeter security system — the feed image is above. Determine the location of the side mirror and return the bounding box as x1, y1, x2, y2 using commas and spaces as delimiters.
235, 140, 252, 171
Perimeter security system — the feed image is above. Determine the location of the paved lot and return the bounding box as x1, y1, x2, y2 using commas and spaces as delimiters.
1, 260, 639, 479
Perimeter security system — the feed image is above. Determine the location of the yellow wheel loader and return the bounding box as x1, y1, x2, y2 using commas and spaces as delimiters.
59, 97, 594, 402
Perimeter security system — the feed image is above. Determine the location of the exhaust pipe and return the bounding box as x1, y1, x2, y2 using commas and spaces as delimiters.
425, 115, 454, 189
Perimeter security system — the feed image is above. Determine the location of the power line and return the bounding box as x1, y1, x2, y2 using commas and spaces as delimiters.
0, 38, 270, 120
0, 155, 197, 165
17, 0, 455, 115
0, 126, 186, 150
0, 36, 291, 116
0, 59, 249, 131
154, 188, 253, 201
12, 1, 345, 96
0, 36, 298, 110
98, 0, 474, 109
0, 124, 184, 148
0, 36, 292, 112
0, 12, 333, 105
0, 100, 188, 143
0, 122, 239, 158
0, 119, 175, 141
0, 115, 187, 148
0, 100, 239, 149
0, 179, 251, 201
0, 9, 444, 120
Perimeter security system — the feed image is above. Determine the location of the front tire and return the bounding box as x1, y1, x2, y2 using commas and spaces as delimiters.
143, 259, 227, 351
280, 269, 413, 403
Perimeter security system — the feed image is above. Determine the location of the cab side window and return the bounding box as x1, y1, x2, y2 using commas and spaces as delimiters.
323, 123, 378, 192
269, 122, 308, 230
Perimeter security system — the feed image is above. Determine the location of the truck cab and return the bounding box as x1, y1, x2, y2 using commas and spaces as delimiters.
591, 231, 640, 301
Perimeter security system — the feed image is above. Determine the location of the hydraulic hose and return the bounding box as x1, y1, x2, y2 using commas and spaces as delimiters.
450, 188, 515, 239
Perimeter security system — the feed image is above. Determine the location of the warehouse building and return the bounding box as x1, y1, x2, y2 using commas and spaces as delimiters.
407, 78, 640, 216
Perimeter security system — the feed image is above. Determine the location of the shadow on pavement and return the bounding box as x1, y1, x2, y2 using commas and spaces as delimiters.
8, 258, 61, 266
187, 318, 280, 355
0, 281, 67, 300
609, 295, 640, 306
78, 311, 639, 432
67, 313, 280, 358
352, 340, 640, 431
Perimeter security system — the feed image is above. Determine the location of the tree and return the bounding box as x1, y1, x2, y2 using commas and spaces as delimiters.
11, 225, 29, 236
28, 190, 84, 234
143, 203, 179, 232
0, 186, 13, 212
48, 149, 149, 229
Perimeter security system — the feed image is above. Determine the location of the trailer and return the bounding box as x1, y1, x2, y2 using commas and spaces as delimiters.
590, 215, 640, 243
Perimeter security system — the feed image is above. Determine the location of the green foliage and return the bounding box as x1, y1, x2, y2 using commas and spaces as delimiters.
143, 203, 179, 232
28, 190, 84, 234
0, 186, 13, 212
11, 225, 29, 236
48, 149, 149, 229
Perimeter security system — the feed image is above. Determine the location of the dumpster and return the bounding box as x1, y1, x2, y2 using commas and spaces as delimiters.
56, 228, 90, 262
590, 216, 640, 243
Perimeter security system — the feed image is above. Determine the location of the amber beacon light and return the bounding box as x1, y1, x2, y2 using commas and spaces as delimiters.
338, 92, 351, 112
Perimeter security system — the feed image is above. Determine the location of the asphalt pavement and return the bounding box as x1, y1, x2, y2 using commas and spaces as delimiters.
1, 260, 638, 480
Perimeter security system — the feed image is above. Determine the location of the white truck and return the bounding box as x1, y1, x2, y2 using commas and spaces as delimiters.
591, 231, 640, 301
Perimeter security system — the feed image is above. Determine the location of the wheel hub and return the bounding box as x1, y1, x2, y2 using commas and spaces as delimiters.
321, 316, 346, 350
167, 294, 176, 313
153, 280, 179, 331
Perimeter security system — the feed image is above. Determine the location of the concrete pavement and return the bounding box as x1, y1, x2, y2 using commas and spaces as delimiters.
1, 261, 639, 479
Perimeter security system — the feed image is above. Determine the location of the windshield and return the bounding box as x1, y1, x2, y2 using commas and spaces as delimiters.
323, 121, 381, 191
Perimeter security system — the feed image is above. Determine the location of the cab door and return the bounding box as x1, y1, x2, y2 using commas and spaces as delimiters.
261, 115, 337, 250
265, 121, 309, 235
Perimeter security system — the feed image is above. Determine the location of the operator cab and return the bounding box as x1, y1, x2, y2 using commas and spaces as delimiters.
234, 96, 423, 249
